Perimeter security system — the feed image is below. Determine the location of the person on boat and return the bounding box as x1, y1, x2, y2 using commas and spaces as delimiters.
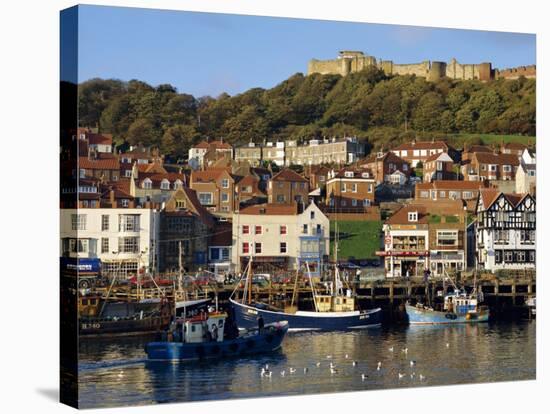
211, 324, 218, 341
258, 315, 265, 333
405, 268, 410, 280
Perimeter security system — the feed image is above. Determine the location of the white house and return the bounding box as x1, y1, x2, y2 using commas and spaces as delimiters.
516, 149, 536, 194
475, 189, 536, 272
60, 208, 160, 277
231, 202, 329, 274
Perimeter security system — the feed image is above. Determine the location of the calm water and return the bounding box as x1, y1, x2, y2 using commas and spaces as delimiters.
78, 321, 536, 408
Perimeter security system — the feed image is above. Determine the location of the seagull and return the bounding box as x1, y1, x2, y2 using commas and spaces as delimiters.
329, 362, 336, 369
419, 374, 426, 381
402, 348, 408, 354
326, 355, 333, 359
289, 367, 296, 374
410, 372, 416, 379
352, 360, 358, 367
280, 370, 286, 377
303, 367, 309, 374
265, 364, 270, 370
388, 346, 394, 352
316, 362, 321, 367
361, 373, 368, 381
265, 371, 272, 378
330, 367, 338, 375
446, 343, 450, 348
398, 373, 405, 379
345, 354, 349, 359
377, 361, 382, 371
261, 368, 266, 377
410, 360, 416, 367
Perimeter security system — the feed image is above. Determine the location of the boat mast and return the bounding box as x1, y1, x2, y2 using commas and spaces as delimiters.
290, 259, 300, 308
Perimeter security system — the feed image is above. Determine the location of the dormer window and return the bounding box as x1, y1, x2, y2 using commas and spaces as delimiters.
173, 179, 183, 189
160, 179, 170, 190
361, 172, 370, 178
345, 171, 354, 178
142, 178, 152, 189
408, 211, 418, 222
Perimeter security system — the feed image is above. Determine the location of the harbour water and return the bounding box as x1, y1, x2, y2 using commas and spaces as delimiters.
78, 321, 536, 408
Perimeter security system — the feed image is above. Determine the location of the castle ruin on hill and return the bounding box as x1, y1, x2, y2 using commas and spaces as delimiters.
307, 51, 536, 81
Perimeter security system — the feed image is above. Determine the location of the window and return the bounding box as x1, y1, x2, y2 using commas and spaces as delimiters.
175, 199, 186, 210
420, 191, 429, 198
439, 191, 446, 198
255, 225, 262, 235
69, 238, 89, 253
462, 191, 473, 199
221, 192, 229, 203
341, 200, 347, 207
242, 225, 250, 235
504, 251, 514, 262
316, 224, 322, 234
118, 236, 139, 253
198, 192, 213, 205
242, 242, 249, 254
280, 225, 287, 235
517, 251, 526, 262
310, 211, 315, 220
160, 180, 170, 190
303, 224, 308, 234
529, 250, 536, 263
221, 179, 229, 189
520, 230, 535, 243
118, 215, 140, 232
71, 214, 87, 231
368, 184, 373, 193
167, 217, 191, 233
345, 171, 354, 178
363, 199, 371, 207
341, 183, 346, 192
352, 199, 358, 206
436, 161, 443, 170
495, 250, 502, 263
79, 169, 86, 178
489, 165, 497, 172
255, 243, 262, 254
173, 180, 183, 189
120, 199, 129, 207
352, 183, 357, 193
142, 179, 152, 189
101, 238, 109, 254
437, 230, 458, 246
408, 212, 418, 222
503, 165, 512, 173
280, 242, 287, 254
210, 248, 220, 261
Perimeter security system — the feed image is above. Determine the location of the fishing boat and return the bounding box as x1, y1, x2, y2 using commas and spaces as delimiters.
145, 310, 289, 361
230, 257, 381, 331
78, 295, 172, 336
406, 289, 489, 324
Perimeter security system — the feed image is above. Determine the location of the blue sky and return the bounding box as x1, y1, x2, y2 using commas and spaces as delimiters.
76, 5, 536, 97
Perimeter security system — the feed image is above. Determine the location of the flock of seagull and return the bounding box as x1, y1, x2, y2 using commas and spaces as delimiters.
258, 343, 449, 384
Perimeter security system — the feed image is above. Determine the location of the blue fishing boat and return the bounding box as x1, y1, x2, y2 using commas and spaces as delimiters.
145, 311, 289, 361
406, 289, 489, 325
230, 257, 381, 331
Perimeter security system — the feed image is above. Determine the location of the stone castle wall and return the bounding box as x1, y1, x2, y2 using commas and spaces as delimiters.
307, 51, 535, 82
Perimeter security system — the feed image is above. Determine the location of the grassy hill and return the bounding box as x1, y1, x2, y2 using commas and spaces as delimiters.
330, 220, 382, 260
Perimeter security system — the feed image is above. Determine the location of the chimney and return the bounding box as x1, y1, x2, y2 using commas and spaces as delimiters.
109, 187, 115, 206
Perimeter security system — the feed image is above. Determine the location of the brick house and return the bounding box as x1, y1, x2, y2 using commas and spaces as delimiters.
305, 165, 331, 191
391, 140, 455, 168
423, 152, 455, 182
190, 168, 236, 217
461, 152, 520, 181
325, 167, 376, 211
79, 155, 120, 182
500, 142, 529, 156
158, 187, 215, 272
268, 168, 310, 204
415, 180, 489, 212
358, 151, 410, 184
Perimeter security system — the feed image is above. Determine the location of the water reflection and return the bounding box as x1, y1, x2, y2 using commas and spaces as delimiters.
78, 322, 536, 408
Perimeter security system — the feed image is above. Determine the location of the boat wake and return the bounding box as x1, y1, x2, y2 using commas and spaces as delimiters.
79, 358, 147, 372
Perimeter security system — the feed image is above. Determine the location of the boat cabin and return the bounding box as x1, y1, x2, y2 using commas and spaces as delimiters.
78, 295, 101, 317
182, 312, 227, 343
443, 291, 478, 315
314, 291, 355, 312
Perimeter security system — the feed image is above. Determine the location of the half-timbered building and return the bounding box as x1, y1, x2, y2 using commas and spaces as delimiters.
475, 189, 536, 272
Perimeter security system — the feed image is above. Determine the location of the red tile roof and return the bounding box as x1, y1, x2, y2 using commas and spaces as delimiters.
385, 205, 429, 225
393, 140, 449, 151
79, 156, 119, 170
416, 180, 488, 191
271, 168, 308, 182
87, 133, 113, 146
473, 152, 520, 165
239, 203, 298, 215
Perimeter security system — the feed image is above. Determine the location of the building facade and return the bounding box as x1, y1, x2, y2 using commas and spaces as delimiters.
475, 190, 536, 272
325, 167, 376, 210
268, 169, 310, 204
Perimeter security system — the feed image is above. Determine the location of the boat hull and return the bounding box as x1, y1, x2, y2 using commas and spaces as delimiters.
230, 298, 381, 331
145, 321, 289, 361
79, 314, 171, 336
405, 304, 489, 325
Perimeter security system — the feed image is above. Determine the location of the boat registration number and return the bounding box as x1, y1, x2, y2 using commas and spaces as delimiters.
359, 315, 369, 320
81, 323, 101, 329
247, 309, 258, 315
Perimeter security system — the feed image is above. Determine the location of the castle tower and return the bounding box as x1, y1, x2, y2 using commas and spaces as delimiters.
428, 61, 446, 81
